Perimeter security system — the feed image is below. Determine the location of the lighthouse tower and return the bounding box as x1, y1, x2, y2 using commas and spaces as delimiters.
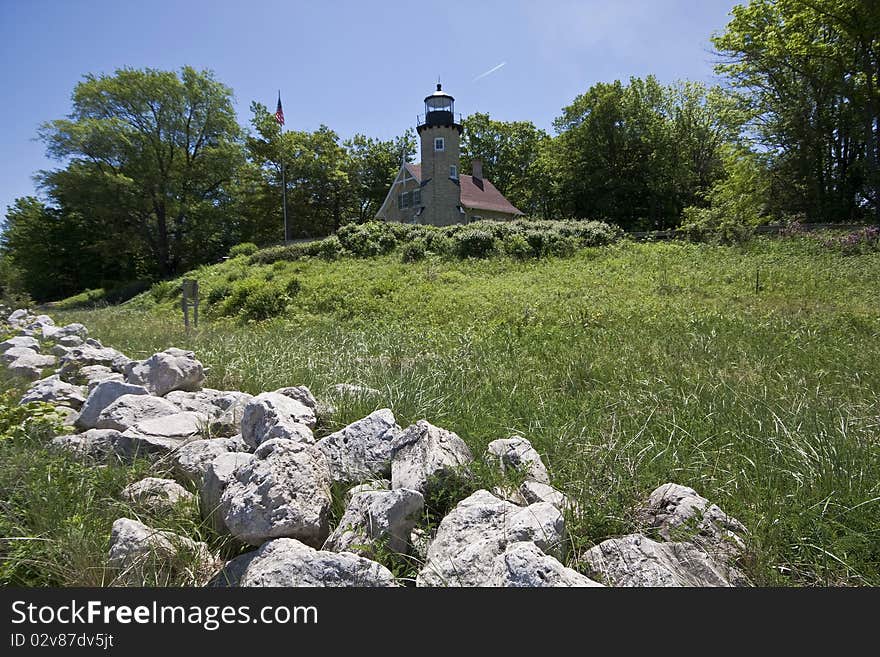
417, 83, 463, 226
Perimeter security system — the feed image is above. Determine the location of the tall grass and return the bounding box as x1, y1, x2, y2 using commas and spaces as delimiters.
7, 236, 879, 586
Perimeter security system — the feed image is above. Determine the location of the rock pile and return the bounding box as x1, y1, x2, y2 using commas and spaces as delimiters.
2, 308, 752, 587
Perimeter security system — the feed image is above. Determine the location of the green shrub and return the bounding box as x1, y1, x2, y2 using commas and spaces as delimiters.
503, 233, 531, 259
241, 284, 288, 321
206, 283, 231, 305
317, 235, 343, 260
285, 277, 302, 297
454, 228, 498, 258
150, 280, 179, 303
229, 242, 259, 258
401, 239, 428, 263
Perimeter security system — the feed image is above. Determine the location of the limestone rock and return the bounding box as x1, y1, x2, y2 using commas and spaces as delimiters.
173, 436, 248, 486
165, 389, 253, 436
344, 478, 391, 504
49, 429, 125, 462
75, 380, 149, 429
240, 392, 315, 449
58, 344, 130, 377
58, 335, 85, 348
486, 436, 550, 484
220, 438, 332, 547
6, 351, 55, 381
41, 322, 87, 342
53, 406, 79, 425
213, 538, 396, 587
119, 411, 207, 445
200, 451, 255, 533
324, 488, 424, 556
316, 409, 400, 484
0, 336, 40, 352
581, 534, 750, 587
95, 394, 181, 431
519, 480, 573, 512
275, 385, 318, 410
638, 482, 748, 556
68, 365, 124, 389
125, 348, 205, 396
391, 420, 473, 495
1, 346, 41, 364
7, 309, 33, 328
108, 517, 216, 585
491, 542, 603, 587
121, 477, 195, 512
416, 489, 565, 587
20, 375, 86, 409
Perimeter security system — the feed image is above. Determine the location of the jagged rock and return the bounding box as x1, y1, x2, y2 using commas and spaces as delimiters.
20, 375, 86, 409
519, 481, 572, 512
220, 438, 332, 547
125, 348, 205, 396
75, 380, 148, 429
275, 385, 318, 409
53, 406, 79, 425
95, 394, 181, 431
7, 309, 33, 328
25, 315, 55, 331
491, 542, 603, 587
6, 351, 56, 381
324, 488, 424, 556
344, 478, 391, 504
391, 420, 473, 495
240, 392, 315, 449
486, 436, 551, 485
200, 451, 255, 533
316, 409, 400, 484
119, 411, 207, 447
51, 344, 72, 358
0, 336, 40, 352
213, 538, 396, 587
1, 346, 41, 364
121, 477, 195, 512
492, 485, 529, 506
108, 517, 216, 585
57, 335, 84, 348
165, 389, 253, 436
638, 483, 748, 556
66, 364, 124, 389
58, 344, 130, 377
581, 534, 750, 587
173, 437, 248, 486
417, 490, 566, 587
329, 383, 381, 398
49, 429, 126, 461
40, 323, 87, 342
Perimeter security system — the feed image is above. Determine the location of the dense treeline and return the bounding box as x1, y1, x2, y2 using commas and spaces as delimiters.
2, 0, 878, 302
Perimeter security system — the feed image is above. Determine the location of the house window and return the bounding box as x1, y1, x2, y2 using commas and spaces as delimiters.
412, 189, 421, 206
449, 165, 458, 179
434, 137, 445, 151
398, 192, 411, 209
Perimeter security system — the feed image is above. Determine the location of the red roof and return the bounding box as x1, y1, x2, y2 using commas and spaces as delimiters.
404, 162, 523, 216
459, 174, 524, 216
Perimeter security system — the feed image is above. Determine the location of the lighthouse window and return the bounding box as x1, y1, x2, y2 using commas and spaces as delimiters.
413, 189, 421, 205
434, 137, 445, 151
449, 165, 458, 179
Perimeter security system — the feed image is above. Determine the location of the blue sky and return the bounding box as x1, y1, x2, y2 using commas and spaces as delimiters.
0, 0, 740, 218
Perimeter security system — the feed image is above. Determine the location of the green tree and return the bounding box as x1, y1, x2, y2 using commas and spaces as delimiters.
714, 0, 880, 221
345, 131, 416, 223
459, 113, 550, 217
38, 66, 244, 277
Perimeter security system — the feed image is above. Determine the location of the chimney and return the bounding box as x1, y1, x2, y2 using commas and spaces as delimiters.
471, 158, 483, 184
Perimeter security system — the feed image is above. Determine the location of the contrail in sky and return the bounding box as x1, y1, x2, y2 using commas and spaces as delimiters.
473, 62, 506, 82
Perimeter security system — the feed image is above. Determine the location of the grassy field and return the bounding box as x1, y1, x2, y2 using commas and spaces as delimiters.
3, 235, 879, 586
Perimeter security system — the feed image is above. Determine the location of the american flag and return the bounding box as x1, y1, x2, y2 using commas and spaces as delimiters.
275, 93, 285, 126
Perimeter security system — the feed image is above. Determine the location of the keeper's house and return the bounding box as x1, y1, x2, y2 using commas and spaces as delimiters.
375, 84, 524, 226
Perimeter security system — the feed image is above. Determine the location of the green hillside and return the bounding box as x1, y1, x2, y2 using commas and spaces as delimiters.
29, 234, 879, 586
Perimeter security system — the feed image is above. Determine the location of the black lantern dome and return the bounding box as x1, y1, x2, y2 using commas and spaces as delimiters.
423, 83, 455, 127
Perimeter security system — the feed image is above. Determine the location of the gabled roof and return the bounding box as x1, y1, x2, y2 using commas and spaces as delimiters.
404, 163, 523, 216
458, 174, 524, 216
405, 163, 422, 180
